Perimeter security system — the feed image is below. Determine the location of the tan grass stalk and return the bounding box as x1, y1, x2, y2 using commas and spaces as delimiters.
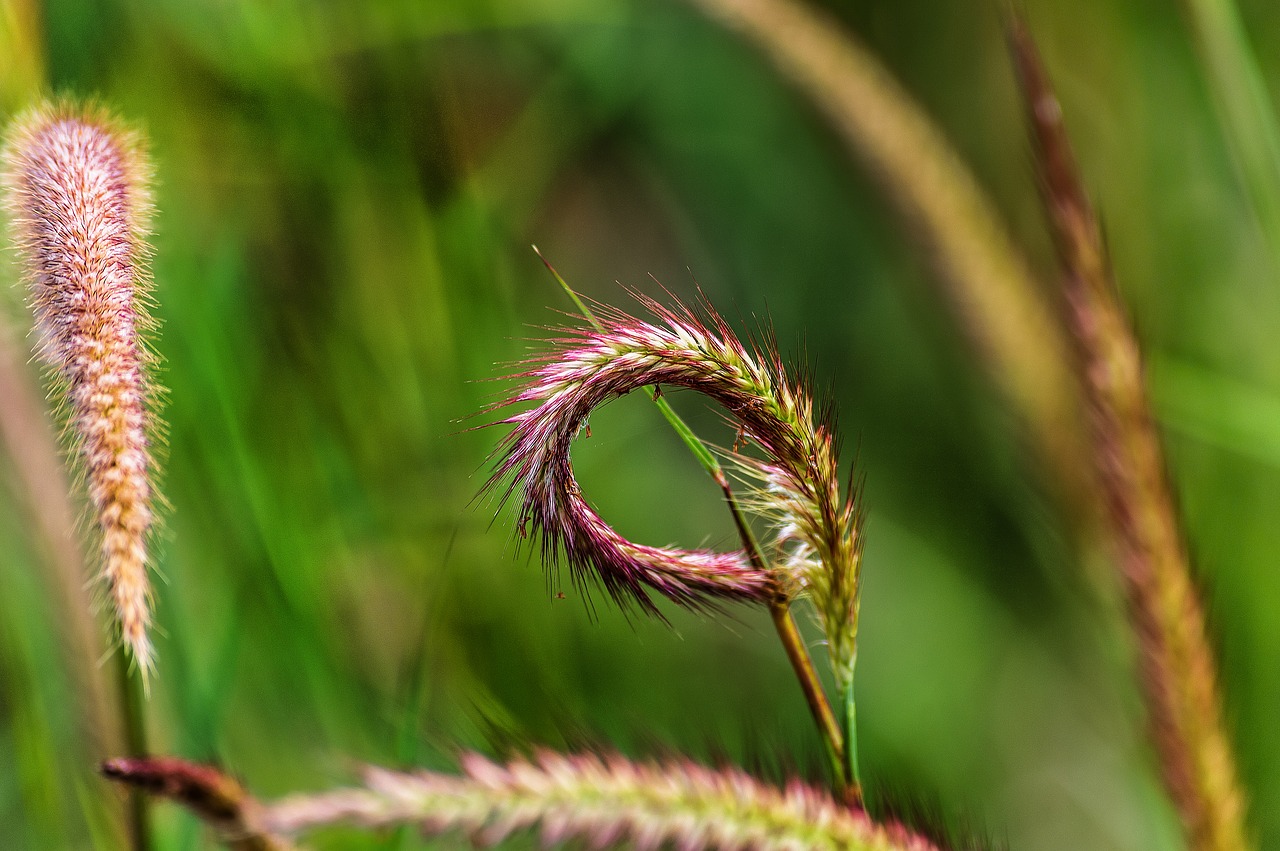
683, 0, 1085, 500
259, 750, 940, 850
2, 101, 160, 677
1009, 20, 1251, 851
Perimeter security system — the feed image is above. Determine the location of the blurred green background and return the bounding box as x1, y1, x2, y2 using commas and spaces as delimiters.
2, 0, 1280, 848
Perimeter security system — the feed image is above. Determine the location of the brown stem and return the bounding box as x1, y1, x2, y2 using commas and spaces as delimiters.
715, 469, 769, 576
769, 602, 854, 803
102, 757, 295, 851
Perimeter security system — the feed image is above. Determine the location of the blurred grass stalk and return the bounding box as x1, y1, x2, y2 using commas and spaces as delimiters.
1182, 0, 1280, 273
683, 0, 1087, 505
1010, 19, 1251, 851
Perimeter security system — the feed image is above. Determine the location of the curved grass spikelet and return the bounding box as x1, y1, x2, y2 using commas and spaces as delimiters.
262, 750, 942, 850
486, 295, 860, 671
2, 100, 159, 677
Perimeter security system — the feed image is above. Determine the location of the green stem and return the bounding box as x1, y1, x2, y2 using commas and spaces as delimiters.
842, 676, 861, 801
115, 654, 152, 851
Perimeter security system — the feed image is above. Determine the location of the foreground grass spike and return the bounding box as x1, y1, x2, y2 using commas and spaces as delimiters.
101, 758, 294, 851
1010, 21, 1251, 851
260, 749, 942, 850
2, 101, 159, 675
488, 295, 859, 637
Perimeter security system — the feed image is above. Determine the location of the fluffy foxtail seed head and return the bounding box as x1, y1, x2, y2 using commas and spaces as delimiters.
261, 749, 943, 850
2, 100, 159, 678
486, 295, 861, 669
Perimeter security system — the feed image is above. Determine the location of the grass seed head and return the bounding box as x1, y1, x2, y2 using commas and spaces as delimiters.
2, 100, 159, 678
261, 748, 943, 850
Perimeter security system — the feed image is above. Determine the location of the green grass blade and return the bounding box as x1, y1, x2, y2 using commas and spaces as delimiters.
1184, 0, 1280, 270
1151, 355, 1280, 469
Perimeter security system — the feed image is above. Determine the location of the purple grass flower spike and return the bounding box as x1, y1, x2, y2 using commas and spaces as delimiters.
486, 294, 860, 659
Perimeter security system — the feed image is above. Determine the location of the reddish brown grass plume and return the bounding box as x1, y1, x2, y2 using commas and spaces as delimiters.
1009, 19, 1250, 851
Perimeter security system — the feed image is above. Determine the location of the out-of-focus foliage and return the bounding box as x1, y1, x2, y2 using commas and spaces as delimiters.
2, 0, 1279, 849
